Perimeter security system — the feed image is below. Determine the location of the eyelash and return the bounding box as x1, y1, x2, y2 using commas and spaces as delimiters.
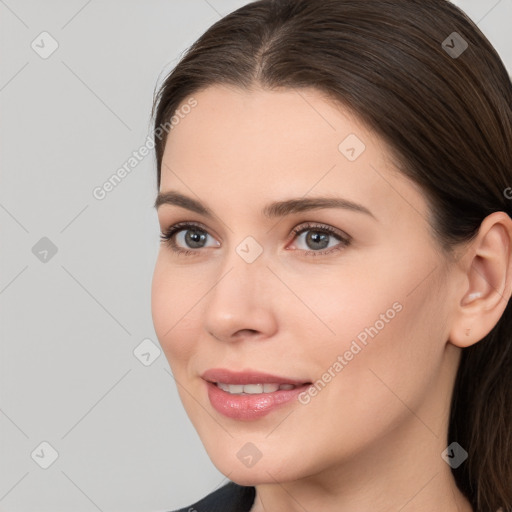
160, 221, 351, 258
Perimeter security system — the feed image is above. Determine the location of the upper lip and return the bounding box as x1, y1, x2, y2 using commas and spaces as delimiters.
201, 368, 311, 385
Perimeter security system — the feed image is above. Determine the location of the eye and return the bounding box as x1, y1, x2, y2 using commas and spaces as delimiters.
159, 221, 219, 256
288, 222, 351, 257
159, 221, 351, 257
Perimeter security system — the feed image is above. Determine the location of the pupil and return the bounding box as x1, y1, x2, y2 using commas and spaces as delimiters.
307, 231, 328, 250
186, 229, 206, 248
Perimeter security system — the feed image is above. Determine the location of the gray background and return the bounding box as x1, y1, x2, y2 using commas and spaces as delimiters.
0, 1, 511, 511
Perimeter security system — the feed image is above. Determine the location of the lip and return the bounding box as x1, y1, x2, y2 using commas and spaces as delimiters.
202, 368, 312, 421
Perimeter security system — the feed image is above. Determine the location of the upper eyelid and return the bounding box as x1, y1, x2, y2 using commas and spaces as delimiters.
292, 223, 350, 238
164, 220, 220, 240
163, 221, 350, 244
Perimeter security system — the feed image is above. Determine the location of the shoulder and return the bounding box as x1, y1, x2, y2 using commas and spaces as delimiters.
167, 481, 256, 512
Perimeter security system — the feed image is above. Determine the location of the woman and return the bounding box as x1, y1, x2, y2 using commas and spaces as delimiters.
150, 1, 512, 511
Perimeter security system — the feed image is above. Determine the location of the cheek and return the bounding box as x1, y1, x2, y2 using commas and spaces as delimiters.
294, 251, 449, 410
151, 255, 202, 366
317, 273, 448, 429
276, 259, 405, 366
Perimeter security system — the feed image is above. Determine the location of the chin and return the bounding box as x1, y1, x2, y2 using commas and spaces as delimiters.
207, 447, 305, 486
219, 466, 289, 487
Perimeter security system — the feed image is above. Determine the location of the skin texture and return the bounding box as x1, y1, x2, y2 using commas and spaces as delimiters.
151, 85, 512, 512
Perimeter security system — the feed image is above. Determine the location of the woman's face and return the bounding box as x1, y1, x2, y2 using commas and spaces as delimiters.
151, 84, 461, 484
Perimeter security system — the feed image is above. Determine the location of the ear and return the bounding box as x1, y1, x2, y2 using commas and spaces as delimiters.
449, 211, 512, 348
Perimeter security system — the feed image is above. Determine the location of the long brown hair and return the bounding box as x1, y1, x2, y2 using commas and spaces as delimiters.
151, 1, 512, 510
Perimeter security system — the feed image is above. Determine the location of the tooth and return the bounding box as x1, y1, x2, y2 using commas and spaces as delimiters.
243, 384, 264, 394
228, 384, 245, 394
216, 382, 297, 394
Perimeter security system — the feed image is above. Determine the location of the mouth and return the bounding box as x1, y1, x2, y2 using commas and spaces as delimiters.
201, 368, 310, 384
201, 368, 312, 420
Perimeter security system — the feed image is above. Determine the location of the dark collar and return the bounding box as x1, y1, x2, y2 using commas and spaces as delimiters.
170, 481, 256, 512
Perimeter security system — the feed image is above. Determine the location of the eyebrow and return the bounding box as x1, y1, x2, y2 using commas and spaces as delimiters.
154, 190, 376, 220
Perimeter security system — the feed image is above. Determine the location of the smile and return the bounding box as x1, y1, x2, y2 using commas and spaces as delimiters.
215, 382, 298, 394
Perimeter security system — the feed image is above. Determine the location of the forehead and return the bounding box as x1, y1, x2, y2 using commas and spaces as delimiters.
160, 84, 429, 226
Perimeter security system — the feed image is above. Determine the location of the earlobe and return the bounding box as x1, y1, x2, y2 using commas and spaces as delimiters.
449, 212, 512, 348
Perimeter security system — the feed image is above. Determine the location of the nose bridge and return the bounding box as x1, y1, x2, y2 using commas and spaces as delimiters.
203, 238, 276, 341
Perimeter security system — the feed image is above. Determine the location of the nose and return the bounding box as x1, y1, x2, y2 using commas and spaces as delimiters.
203, 251, 278, 344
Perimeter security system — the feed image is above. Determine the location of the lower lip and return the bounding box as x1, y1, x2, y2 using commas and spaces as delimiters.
205, 381, 309, 420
